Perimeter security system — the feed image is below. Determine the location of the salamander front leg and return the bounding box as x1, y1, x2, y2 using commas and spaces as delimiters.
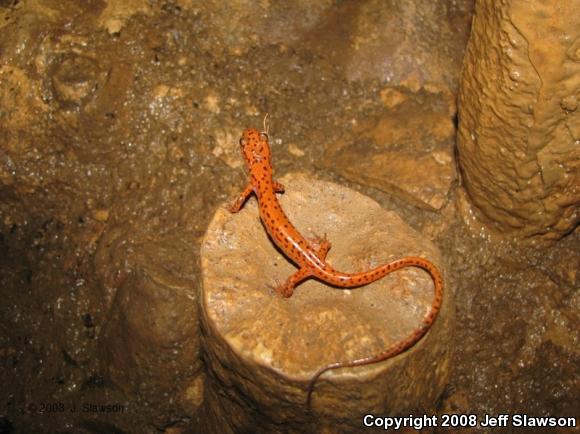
276, 268, 311, 298
229, 184, 254, 213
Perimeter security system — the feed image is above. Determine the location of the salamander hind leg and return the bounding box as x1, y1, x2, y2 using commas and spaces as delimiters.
276, 268, 312, 298
309, 234, 331, 260
273, 180, 285, 193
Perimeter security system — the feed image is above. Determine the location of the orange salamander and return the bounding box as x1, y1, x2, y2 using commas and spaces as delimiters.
229, 127, 444, 407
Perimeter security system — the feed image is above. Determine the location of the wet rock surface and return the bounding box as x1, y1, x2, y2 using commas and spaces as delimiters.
458, 1, 580, 240
201, 174, 453, 433
94, 229, 202, 418
0, 1, 578, 433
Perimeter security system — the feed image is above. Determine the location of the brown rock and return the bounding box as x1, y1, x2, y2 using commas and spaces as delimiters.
323, 90, 456, 211
95, 228, 202, 423
201, 173, 453, 433
97, 0, 153, 35
166, 1, 471, 88
457, 1, 580, 240
303, 0, 472, 87
171, 1, 334, 57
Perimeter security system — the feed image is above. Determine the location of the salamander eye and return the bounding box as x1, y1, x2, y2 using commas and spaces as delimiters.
239, 138, 247, 148
259, 132, 268, 141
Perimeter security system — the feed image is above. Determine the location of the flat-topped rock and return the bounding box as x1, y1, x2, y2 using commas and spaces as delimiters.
201, 173, 454, 433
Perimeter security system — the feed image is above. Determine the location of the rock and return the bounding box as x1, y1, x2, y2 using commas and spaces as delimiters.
303, 0, 472, 87
457, 1, 580, 240
322, 89, 456, 211
51, 54, 103, 106
95, 228, 202, 425
201, 173, 453, 433
164, 1, 471, 88
97, 0, 154, 35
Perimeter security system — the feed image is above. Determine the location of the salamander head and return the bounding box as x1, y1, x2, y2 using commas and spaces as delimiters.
239, 128, 271, 168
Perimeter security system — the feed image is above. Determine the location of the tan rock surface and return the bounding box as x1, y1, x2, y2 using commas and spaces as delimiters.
458, 1, 580, 240
201, 173, 453, 433
322, 89, 456, 211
